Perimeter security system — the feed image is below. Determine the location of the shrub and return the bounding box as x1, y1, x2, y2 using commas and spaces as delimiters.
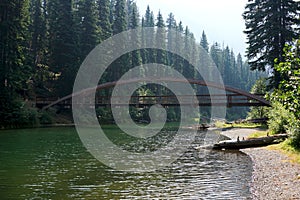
287, 117, 300, 149
39, 110, 54, 124
268, 102, 294, 134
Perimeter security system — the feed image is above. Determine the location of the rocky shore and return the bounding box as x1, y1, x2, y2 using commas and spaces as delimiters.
221, 128, 300, 200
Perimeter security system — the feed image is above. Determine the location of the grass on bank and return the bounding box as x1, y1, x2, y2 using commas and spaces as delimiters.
247, 129, 300, 165
215, 121, 268, 129
268, 140, 300, 165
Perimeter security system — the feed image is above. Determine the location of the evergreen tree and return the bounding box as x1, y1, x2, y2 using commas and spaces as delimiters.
200, 31, 209, 52
222, 46, 231, 86
30, 0, 47, 66
166, 12, 177, 66
144, 6, 154, 27
0, 0, 31, 98
142, 6, 155, 64
174, 21, 184, 74
113, 0, 127, 35
77, 0, 100, 61
236, 53, 243, 81
30, 0, 50, 96
243, 0, 300, 88
48, 0, 78, 96
129, 2, 142, 71
183, 26, 194, 78
210, 42, 223, 74
97, 0, 112, 40
110, 0, 129, 81
0, 0, 33, 127
109, 0, 116, 25
141, 17, 148, 63
155, 11, 167, 65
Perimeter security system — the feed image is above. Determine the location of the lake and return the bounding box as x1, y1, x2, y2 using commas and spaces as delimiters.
0, 126, 252, 199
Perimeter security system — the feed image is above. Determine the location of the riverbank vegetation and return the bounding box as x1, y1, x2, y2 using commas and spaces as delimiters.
244, 0, 300, 150
247, 43, 300, 151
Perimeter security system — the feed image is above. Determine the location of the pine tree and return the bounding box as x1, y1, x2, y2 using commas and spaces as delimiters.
30, 0, 50, 96
141, 17, 148, 63
210, 42, 222, 74
113, 0, 127, 35
183, 26, 194, 78
0, 0, 31, 98
236, 53, 244, 85
166, 13, 177, 66
173, 21, 185, 75
77, 0, 100, 61
144, 6, 154, 27
110, 0, 129, 81
129, 3, 142, 69
48, 0, 78, 96
30, 0, 47, 66
155, 11, 167, 65
243, 0, 300, 88
142, 6, 155, 64
200, 31, 209, 52
109, 0, 116, 25
0, 0, 32, 126
97, 0, 112, 40
127, 0, 140, 29
222, 46, 231, 86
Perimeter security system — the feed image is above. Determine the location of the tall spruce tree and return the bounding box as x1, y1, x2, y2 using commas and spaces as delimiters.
113, 0, 127, 35
30, 0, 50, 96
174, 21, 184, 74
129, 3, 142, 69
0, 0, 31, 98
166, 13, 177, 66
143, 6, 155, 64
30, 0, 47, 66
0, 0, 32, 126
243, 0, 300, 88
200, 31, 209, 52
155, 11, 167, 65
110, 0, 129, 81
97, 0, 112, 40
183, 26, 194, 78
109, 0, 116, 25
77, 0, 100, 61
48, 0, 77, 96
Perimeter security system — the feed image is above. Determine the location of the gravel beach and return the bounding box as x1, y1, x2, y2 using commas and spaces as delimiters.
221, 128, 300, 200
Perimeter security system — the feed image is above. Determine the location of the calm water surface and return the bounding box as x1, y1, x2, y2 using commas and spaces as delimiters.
0, 127, 252, 199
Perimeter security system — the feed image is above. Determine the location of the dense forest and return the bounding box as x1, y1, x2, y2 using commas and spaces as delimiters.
0, 0, 268, 128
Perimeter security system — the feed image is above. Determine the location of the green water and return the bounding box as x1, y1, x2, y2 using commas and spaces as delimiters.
0, 126, 253, 199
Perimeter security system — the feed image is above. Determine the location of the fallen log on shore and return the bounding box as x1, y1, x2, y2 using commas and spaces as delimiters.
212, 134, 288, 150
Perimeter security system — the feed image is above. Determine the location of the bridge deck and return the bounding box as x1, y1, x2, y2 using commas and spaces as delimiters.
36, 94, 267, 109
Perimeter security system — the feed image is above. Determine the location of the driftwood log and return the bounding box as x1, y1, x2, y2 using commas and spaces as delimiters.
212, 134, 288, 150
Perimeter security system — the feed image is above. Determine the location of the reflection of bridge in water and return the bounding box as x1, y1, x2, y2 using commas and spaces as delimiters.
38, 78, 270, 110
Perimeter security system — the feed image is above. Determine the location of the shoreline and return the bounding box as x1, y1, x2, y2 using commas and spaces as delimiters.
221, 128, 300, 200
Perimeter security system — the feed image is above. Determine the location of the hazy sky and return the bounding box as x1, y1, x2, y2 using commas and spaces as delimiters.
135, 0, 248, 57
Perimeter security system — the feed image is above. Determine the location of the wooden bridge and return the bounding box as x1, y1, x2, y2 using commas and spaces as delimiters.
38, 78, 270, 110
